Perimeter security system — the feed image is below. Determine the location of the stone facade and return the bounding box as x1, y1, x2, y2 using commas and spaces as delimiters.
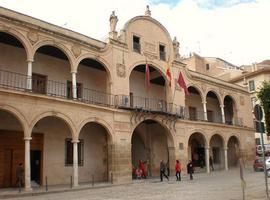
0, 6, 255, 190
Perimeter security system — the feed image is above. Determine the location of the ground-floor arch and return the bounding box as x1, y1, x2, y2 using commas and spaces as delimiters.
131, 119, 175, 178
209, 134, 225, 170
78, 122, 112, 183
227, 136, 240, 168
188, 132, 207, 170
0, 109, 25, 188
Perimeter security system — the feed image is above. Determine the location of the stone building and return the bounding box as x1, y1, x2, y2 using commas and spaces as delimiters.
0, 6, 254, 190
230, 60, 270, 145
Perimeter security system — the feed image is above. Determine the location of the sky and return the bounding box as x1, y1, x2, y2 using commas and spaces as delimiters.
0, 0, 269, 66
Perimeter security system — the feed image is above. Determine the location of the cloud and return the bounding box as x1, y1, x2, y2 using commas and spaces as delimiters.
0, 0, 269, 66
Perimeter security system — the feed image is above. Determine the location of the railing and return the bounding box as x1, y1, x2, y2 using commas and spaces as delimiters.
0, 69, 244, 127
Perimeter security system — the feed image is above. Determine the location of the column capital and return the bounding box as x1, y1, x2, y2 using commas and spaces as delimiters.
224, 147, 228, 150
71, 70, 77, 74
205, 146, 210, 150
220, 104, 224, 108
24, 137, 32, 141
27, 59, 34, 63
202, 101, 207, 104
72, 139, 79, 143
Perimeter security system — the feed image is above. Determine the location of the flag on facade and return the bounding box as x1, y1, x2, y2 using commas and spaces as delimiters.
177, 71, 189, 95
145, 62, 150, 91
166, 66, 172, 87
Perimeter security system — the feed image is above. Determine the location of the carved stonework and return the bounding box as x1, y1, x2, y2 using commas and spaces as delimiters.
201, 83, 206, 93
0, 23, 11, 31
143, 42, 156, 53
143, 52, 158, 60
71, 45, 81, 58
116, 63, 126, 78
219, 88, 225, 97
240, 96, 245, 105
27, 31, 39, 45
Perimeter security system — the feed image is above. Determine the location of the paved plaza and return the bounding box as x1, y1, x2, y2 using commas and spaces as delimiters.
1, 168, 269, 200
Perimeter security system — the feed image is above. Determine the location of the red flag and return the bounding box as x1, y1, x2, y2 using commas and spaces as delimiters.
166, 66, 172, 87
177, 72, 189, 95
145, 63, 150, 91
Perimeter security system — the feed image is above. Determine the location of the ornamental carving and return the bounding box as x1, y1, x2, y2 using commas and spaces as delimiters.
143, 52, 158, 60
116, 63, 126, 78
0, 23, 11, 31
71, 45, 81, 58
201, 83, 206, 92
27, 31, 39, 45
143, 42, 156, 53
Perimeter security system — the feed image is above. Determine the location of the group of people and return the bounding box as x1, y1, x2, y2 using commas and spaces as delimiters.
160, 160, 195, 182
133, 160, 147, 179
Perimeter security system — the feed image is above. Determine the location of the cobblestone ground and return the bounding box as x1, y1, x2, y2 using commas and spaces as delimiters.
9, 169, 270, 200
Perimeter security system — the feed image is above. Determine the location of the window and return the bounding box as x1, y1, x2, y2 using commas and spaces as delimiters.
249, 80, 255, 92
67, 81, 82, 99
32, 73, 47, 94
65, 138, 84, 166
255, 138, 261, 145
133, 35, 140, 53
206, 64, 210, 70
159, 44, 166, 61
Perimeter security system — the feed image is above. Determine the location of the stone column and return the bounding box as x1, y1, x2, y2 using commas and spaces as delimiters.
224, 147, 228, 171
205, 146, 210, 173
72, 140, 79, 187
220, 104, 225, 123
24, 137, 32, 191
202, 101, 208, 121
71, 72, 77, 99
27, 60, 33, 90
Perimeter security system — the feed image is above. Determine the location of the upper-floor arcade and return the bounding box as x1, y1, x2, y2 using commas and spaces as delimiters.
0, 6, 253, 128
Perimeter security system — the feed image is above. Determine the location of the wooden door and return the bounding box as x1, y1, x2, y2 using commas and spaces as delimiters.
3, 149, 13, 187
32, 73, 47, 94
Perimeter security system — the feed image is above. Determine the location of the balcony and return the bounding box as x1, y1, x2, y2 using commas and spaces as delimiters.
0, 69, 244, 127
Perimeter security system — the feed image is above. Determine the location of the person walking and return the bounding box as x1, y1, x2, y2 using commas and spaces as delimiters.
175, 160, 181, 181
187, 160, 194, 180
16, 163, 24, 188
210, 156, 214, 171
160, 160, 169, 182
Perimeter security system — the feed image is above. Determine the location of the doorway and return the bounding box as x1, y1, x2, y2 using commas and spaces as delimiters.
31, 150, 41, 185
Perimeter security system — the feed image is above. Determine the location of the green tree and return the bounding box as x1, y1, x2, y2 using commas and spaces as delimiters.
257, 82, 270, 135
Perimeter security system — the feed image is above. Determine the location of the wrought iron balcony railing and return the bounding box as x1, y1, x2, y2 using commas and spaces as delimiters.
0, 69, 244, 127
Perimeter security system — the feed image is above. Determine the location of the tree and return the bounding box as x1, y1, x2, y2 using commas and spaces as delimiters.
257, 82, 270, 135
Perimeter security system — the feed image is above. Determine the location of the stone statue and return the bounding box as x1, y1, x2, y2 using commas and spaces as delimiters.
173, 36, 180, 59
145, 5, 151, 16
109, 11, 118, 32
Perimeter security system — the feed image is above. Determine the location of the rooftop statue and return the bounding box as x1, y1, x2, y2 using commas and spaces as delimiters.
109, 11, 118, 32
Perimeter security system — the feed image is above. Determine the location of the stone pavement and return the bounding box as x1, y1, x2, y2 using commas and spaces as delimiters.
1, 169, 269, 200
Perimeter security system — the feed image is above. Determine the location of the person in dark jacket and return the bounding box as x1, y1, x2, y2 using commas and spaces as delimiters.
210, 156, 214, 171
160, 160, 169, 182
187, 160, 194, 180
175, 160, 181, 181
16, 163, 24, 187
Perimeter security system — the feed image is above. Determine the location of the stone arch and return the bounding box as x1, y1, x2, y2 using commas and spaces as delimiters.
186, 129, 208, 147
32, 39, 75, 69
77, 117, 114, 144
226, 135, 241, 167
131, 117, 175, 147
226, 134, 241, 149
128, 60, 168, 85
186, 84, 204, 101
29, 111, 76, 139
0, 105, 28, 135
75, 53, 112, 83
209, 133, 225, 170
131, 118, 176, 177
205, 89, 222, 105
209, 133, 225, 147
0, 28, 32, 60
188, 131, 208, 168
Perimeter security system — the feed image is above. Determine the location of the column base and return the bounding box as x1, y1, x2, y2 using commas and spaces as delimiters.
24, 186, 33, 192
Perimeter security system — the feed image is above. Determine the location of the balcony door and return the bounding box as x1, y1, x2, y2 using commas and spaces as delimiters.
32, 73, 47, 94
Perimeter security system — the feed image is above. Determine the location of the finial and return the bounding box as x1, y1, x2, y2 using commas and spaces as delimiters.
145, 5, 151, 16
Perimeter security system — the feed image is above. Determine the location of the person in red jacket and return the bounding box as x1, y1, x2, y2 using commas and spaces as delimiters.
175, 160, 181, 181
139, 160, 147, 179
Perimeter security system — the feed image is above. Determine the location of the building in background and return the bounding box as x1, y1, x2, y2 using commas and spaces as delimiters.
230, 60, 270, 146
